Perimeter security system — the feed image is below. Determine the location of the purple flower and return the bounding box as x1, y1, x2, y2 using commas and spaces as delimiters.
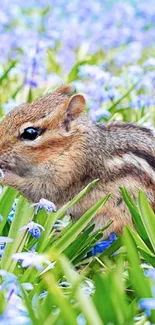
30, 198, 57, 214
131, 94, 154, 110
19, 221, 45, 239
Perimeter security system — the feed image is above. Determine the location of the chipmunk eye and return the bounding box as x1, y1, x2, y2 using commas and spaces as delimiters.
20, 127, 40, 141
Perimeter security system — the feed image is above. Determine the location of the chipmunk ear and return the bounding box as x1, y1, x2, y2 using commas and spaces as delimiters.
54, 84, 75, 96
63, 94, 86, 131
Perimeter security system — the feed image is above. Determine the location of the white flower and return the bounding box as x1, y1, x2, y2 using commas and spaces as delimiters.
0, 236, 13, 244
53, 219, 70, 229
12, 252, 53, 270
30, 198, 57, 214
19, 221, 45, 238
19, 221, 45, 232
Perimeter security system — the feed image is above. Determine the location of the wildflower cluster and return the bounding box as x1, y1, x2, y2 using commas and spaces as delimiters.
1, 0, 155, 127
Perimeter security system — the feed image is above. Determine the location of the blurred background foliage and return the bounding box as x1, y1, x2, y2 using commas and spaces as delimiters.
0, 0, 154, 124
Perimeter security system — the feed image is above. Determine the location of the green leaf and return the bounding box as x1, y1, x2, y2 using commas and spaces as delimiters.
0, 187, 18, 234
139, 248, 155, 267
0, 61, 17, 84
1, 196, 33, 272
37, 180, 99, 252
20, 286, 38, 325
138, 189, 155, 253
57, 255, 104, 325
49, 194, 110, 254
127, 226, 154, 257
36, 212, 58, 252
55, 179, 99, 219
93, 272, 132, 325
64, 224, 95, 260
120, 187, 148, 242
122, 227, 151, 298
44, 273, 78, 325
66, 58, 93, 83
108, 75, 143, 113
47, 49, 61, 74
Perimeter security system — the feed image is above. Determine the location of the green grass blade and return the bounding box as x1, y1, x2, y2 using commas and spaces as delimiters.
50, 194, 110, 254
120, 187, 148, 241
44, 273, 78, 325
108, 75, 143, 113
20, 286, 39, 325
37, 180, 99, 252
54, 179, 99, 220
0, 187, 18, 233
0, 61, 16, 84
127, 226, 154, 257
138, 189, 155, 253
58, 255, 104, 325
138, 248, 155, 267
123, 227, 151, 298
1, 196, 33, 272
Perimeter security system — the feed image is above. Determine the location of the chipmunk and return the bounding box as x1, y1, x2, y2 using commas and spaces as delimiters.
0, 84, 155, 235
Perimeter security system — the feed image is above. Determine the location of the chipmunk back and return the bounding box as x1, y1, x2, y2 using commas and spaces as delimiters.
0, 85, 155, 234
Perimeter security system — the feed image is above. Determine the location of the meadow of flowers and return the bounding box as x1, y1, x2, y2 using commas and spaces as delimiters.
0, 0, 155, 324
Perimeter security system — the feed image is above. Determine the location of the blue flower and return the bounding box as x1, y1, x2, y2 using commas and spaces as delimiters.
77, 313, 86, 325
0, 270, 33, 325
139, 268, 155, 316
0, 243, 5, 259
90, 232, 117, 256
19, 221, 45, 239
8, 199, 19, 222
139, 298, 155, 316
0, 237, 13, 259
30, 198, 57, 214
144, 269, 155, 281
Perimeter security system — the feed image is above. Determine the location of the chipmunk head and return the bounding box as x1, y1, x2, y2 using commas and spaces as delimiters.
0, 85, 86, 200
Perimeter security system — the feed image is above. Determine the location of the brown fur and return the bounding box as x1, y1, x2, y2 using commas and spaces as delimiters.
0, 84, 155, 236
